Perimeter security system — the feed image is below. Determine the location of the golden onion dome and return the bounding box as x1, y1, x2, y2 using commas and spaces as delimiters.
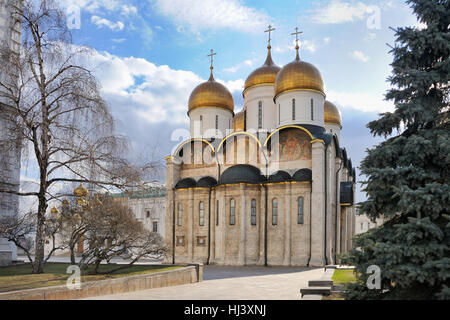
232, 110, 246, 132
244, 46, 281, 93
274, 50, 325, 100
50, 206, 59, 215
74, 184, 88, 198
324, 100, 342, 127
62, 198, 70, 206
188, 71, 234, 115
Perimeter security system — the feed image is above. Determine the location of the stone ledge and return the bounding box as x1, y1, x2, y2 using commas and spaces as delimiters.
0, 264, 203, 300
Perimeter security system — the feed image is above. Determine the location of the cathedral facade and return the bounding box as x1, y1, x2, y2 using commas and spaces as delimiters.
164, 32, 356, 267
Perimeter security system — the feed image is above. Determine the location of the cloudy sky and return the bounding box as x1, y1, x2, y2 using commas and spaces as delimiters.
50, 0, 423, 203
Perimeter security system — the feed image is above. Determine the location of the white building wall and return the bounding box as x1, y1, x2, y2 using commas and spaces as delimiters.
325, 123, 342, 142
275, 91, 325, 128
243, 86, 276, 131
189, 107, 233, 139
128, 197, 166, 239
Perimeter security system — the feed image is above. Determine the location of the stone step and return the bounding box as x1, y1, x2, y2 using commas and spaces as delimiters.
308, 280, 334, 287
300, 287, 331, 297
324, 265, 337, 270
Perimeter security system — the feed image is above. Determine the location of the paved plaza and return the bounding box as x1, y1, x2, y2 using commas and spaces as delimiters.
85, 265, 324, 300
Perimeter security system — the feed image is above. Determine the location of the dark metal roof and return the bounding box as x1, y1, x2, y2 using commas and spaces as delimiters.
175, 178, 197, 189
219, 165, 266, 185
267, 170, 291, 183
197, 176, 218, 188
292, 168, 312, 182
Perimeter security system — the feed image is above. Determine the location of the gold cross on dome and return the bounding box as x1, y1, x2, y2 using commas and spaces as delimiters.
264, 25, 275, 47
207, 49, 217, 70
291, 27, 303, 49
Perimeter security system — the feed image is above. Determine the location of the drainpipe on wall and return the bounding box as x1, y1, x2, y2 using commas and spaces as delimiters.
335, 161, 343, 264
324, 144, 329, 266
172, 188, 176, 265
307, 185, 313, 267
206, 186, 212, 265
262, 183, 268, 267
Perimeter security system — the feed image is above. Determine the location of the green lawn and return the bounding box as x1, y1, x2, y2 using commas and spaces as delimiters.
0, 263, 180, 293
323, 269, 357, 300
332, 269, 356, 285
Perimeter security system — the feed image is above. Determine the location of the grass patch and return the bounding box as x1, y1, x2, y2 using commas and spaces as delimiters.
323, 269, 357, 300
0, 263, 181, 293
332, 269, 356, 285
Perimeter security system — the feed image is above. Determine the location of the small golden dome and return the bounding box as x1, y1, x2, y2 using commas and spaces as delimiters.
62, 198, 70, 206
188, 73, 234, 114
232, 110, 246, 132
274, 53, 325, 100
50, 206, 59, 215
244, 47, 281, 93
74, 184, 88, 198
324, 100, 342, 127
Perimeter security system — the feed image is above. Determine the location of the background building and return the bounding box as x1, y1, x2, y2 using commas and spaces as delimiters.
165, 32, 357, 267
0, 0, 22, 266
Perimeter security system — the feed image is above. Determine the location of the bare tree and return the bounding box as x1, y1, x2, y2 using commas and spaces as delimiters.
0, 1, 147, 273
0, 210, 66, 263
79, 195, 167, 274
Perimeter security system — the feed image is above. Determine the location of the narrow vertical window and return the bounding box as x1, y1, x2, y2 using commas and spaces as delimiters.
177, 203, 182, 226
272, 198, 278, 225
258, 101, 262, 129
292, 99, 296, 120
216, 200, 219, 226
199, 201, 205, 226
298, 197, 304, 224
230, 198, 235, 225
251, 199, 257, 225
310, 99, 314, 121
152, 221, 158, 233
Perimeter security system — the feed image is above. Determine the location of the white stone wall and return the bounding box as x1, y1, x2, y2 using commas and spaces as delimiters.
127, 196, 166, 239
243, 85, 277, 131
275, 91, 325, 128
325, 123, 341, 142
189, 107, 233, 139
355, 214, 384, 234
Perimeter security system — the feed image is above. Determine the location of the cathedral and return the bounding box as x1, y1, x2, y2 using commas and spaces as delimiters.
164, 27, 356, 267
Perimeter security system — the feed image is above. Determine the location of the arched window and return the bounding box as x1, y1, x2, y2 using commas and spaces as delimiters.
177, 203, 182, 226
199, 201, 205, 226
251, 199, 257, 225
216, 200, 219, 226
230, 198, 235, 225
310, 99, 314, 121
298, 197, 304, 224
272, 198, 278, 225
292, 99, 296, 120
258, 101, 262, 129
278, 104, 281, 124
215, 115, 219, 134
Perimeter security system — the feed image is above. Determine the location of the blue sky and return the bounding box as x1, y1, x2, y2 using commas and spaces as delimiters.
53, 0, 423, 203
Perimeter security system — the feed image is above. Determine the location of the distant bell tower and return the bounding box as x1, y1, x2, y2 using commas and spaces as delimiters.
0, 0, 22, 266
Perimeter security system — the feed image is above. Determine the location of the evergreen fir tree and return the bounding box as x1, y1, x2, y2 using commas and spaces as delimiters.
341, 0, 450, 300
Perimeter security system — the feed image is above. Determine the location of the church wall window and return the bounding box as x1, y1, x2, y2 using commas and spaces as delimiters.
199, 201, 205, 226
310, 99, 314, 121
230, 198, 236, 225
251, 199, 257, 225
258, 101, 262, 129
292, 99, 296, 121
298, 197, 304, 224
200, 115, 203, 133
177, 203, 182, 226
152, 221, 158, 233
272, 198, 278, 225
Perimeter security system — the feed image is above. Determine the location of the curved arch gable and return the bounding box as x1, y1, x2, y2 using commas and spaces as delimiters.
173, 138, 215, 157
263, 125, 315, 147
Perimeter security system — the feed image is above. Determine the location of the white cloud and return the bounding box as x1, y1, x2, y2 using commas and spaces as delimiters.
91, 15, 124, 31
323, 37, 331, 44
311, 0, 371, 24
223, 59, 256, 73
299, 40, 316, 53
327, 90, 394, 113
351, 50, 370, 62
111, 38, 126, 43
153, 0, 270, 33
121, 4, 137, 15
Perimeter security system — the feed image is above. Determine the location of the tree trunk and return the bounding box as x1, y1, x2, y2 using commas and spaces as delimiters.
70, 244, 76, 265
32, 196, 47, 274
93, 259, 101, 274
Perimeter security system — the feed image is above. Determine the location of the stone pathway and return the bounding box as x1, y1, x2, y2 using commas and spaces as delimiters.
85, 266, 325, 300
